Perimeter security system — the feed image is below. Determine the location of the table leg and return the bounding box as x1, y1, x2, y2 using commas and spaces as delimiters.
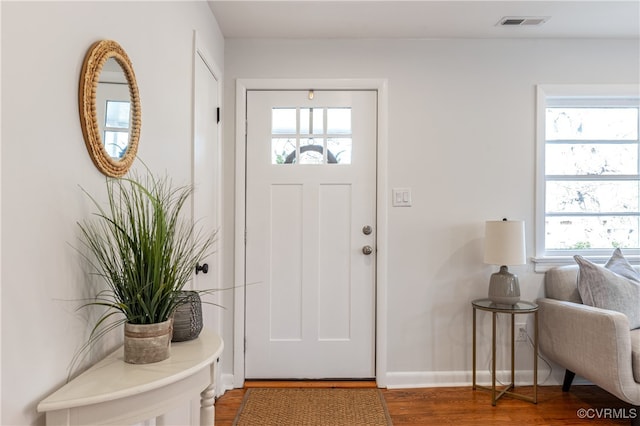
534, 310, 538, 404
511, 313, 515, 389
492, 311, 497, 406
472, 307, 477, 390
200, 362, 216, 426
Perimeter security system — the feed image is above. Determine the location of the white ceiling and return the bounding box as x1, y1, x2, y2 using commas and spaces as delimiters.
208, 0, 640, 39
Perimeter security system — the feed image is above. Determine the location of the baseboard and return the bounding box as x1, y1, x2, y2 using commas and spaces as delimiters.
218, 373, 236, 397
219, 370, 592, 392
383, 369, 591, 389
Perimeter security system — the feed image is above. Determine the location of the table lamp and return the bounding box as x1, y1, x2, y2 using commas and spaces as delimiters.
484, 218, 526, 305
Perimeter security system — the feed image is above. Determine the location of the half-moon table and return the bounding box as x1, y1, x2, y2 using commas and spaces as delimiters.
37, 329, 224, 425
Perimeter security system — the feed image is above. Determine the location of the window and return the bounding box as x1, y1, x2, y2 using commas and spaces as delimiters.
271, 107, 352, 165
536, 85, 640, 261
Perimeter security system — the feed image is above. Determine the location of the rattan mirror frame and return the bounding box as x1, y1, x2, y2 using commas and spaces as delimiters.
79, 40, 141, 177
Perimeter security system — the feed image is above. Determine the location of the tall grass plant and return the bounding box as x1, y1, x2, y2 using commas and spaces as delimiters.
76, 168, 215, 346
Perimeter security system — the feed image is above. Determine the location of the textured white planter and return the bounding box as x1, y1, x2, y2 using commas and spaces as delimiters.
124, 319, 173, 364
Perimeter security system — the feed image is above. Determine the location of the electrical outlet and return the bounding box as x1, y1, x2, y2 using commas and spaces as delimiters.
517, 326, 528, 342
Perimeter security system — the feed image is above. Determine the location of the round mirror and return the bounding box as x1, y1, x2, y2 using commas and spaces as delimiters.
79, 40, 141, 177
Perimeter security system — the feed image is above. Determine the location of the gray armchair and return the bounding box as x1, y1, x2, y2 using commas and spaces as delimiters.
537, 265, 640, 409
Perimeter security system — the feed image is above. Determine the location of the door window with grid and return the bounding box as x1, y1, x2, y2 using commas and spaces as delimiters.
271, 107, 352, 165
537, 85, 640, 259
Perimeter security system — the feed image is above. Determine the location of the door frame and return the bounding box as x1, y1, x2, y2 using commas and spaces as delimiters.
233, 79, 389, 388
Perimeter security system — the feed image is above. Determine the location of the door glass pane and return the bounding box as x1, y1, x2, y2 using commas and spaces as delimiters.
300, 108, 324, 135
327, 138, 352, 164
272, 138, 296, 164
299, 138, 324, 164
273, 108, 297, 134
300, 108, 309, 134
327, 108, 351, 134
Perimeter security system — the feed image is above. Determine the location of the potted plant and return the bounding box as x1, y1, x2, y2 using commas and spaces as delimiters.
76, 168, 215, 364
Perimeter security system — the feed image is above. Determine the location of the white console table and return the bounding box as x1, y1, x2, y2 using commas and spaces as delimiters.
38, 329, 223, 426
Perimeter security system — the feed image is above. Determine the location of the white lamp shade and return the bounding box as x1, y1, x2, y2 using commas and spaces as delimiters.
484, 220, 526, 266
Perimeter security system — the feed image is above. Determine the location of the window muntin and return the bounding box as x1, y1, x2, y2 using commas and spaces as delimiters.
538, 87, 640, 258
271, 107, 352, 165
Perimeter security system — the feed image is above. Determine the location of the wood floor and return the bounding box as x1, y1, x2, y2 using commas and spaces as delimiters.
215, 381, 636, 425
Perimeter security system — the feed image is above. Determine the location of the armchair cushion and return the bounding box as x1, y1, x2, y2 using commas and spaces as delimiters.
630, 330, 640, 383
575, 249, 640, 329
545, 265, 582, 303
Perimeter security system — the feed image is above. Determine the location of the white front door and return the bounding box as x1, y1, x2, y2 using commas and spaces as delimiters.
245, 90, 377, 379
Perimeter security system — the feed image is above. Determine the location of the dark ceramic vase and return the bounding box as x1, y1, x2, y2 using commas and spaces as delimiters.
171, 291, 203, 342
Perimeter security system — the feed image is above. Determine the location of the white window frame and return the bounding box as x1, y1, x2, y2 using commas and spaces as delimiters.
534, 84, 640, 271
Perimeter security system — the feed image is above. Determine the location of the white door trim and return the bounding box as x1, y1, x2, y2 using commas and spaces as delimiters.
234, 78, 389, 388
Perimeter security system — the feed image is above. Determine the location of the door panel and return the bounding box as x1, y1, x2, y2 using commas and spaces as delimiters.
245, 90, 377, 379
318, 184, 351, 340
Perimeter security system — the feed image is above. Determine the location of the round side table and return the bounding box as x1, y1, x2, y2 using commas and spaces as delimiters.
471, 298, 538, 405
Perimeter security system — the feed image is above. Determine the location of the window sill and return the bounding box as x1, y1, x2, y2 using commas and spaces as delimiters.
531, 257, 576, 273
532, 255, 640, 272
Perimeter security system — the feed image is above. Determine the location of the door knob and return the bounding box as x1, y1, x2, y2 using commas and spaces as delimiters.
362, 245, 373, 255
195, 263, 209, 274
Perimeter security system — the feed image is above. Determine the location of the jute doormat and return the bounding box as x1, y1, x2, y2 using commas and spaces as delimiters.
232, 388, 393, 425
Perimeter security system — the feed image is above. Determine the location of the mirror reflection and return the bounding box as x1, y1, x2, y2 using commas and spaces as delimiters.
96, 58, 132, 160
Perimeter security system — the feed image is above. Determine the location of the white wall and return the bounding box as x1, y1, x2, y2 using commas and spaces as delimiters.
221, 38, 640, 386
2, 4, 639, 422
1, 2, 224, 425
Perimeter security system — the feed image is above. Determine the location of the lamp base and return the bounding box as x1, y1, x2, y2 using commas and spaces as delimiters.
488, 265, 520, 305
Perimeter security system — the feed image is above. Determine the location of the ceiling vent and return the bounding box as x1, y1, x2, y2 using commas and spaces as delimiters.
497, 16, 549, 27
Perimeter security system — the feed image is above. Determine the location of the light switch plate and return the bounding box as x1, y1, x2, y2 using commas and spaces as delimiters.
392, 188, 412, 207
